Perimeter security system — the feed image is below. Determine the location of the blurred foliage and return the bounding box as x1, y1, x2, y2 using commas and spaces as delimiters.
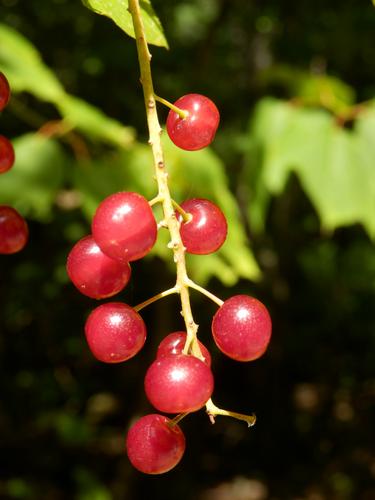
244, 97, 375, 237
0, 0, 374, 499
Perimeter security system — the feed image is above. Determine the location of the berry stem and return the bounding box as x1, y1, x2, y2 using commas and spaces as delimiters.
185, 278, 224, 307
128, 0, 202, 360
205, 399, 256, 427
134, 286, 178, 312
154, 94, 189, 120
149, 195, 163, 206
171, 199, 192, 223
168, 412, 189, 428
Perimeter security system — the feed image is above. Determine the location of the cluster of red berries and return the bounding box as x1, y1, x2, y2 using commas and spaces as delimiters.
0, 72, 28, 255
66, 94, 272, 474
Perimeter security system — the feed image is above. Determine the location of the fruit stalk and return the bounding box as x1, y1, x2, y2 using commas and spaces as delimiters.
128, 0, 202, 360
129, 0, 258, 426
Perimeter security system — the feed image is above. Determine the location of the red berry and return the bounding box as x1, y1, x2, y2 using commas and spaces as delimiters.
0, 206, 28, 254
126, 414, 185, 474
0, 72, 10, 111
144, 354, 214, 413
66, 235, 131, 299
166, 94, 220, 151
92, 192, 157, 262
84, 302, 146, 363
177, 198, 227, 254
212, 295, 272, 361
157, 331, 211, 366
0, 135, 15, 174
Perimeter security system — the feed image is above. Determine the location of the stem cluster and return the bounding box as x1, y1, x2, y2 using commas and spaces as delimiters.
128, 0, 255, 427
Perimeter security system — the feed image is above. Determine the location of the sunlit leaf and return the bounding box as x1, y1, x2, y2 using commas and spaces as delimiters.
83, 0, 168, 48
258, 65, 355, 115
245, 97, 375, 238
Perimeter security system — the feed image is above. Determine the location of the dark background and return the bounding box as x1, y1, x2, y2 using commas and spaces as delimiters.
0, 0, 374, 499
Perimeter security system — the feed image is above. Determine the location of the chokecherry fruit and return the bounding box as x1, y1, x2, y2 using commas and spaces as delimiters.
212, 295, 272, 361
157, 331, 211, 366
144, 354, 214, 413
92, 192, 157, 262
0, 135, 15, 174
84, 302, 146, 363
126, 414, 185, 474
0, 72, 10, 111
177, 198, 227, 254
166, 94, 220, 151
66, 235, 131, 299
0, 206, 28, 254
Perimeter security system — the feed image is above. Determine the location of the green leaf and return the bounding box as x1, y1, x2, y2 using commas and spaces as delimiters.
83, 0, 168, 48
0, 23, 65, 102
57, 95, 135, 148
246, 97, 375, 239
0, 134, 66, 221
258, 65, 355, 115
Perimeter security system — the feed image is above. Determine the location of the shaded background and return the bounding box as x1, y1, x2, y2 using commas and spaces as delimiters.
0, 0, 375, 499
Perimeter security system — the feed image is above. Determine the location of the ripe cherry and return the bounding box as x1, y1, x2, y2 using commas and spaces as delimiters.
157, 331, 211, 366
0, 72, 10, 111
85, 302, 146, 363
126, 414, 185, 474
212, 295, 272, 361
177, 198, 227, 254
92, 192, 157, 262
166, 94, 220, 151
0, 206, 28, 254
0, 135, 15, 174
66, 235, 131, 299
144, 354, 214, 413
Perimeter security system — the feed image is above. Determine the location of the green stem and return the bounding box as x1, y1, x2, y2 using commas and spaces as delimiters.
185, 278, 224, 307
128, 0, 256, 428
206, 399, 256, 427
171, 199, 192, 223
128, 0, 202, 360
134, 286, 178, 312
154, 94, 189, 119
149, 195, 163, 206
168, 412, 189, 428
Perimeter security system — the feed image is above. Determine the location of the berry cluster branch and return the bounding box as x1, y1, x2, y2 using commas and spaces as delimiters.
67, 2, 272, 473
128, 0, 203, 362
128, 0, 260, 430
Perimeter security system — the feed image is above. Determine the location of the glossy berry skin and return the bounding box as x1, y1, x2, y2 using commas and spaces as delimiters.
0, 135, 15, 174
92, 192, 157, 262
144, 354, 214, 414
0, 206, 28, 254
166, 94, 220, 151
66, 235, 131, 299
157, 331, 211, 366
84, 302, 146, 363
126, 414, 185, 474
0, 72, 10, 111
177, 198, 227, 254
212, 295, 272, 361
